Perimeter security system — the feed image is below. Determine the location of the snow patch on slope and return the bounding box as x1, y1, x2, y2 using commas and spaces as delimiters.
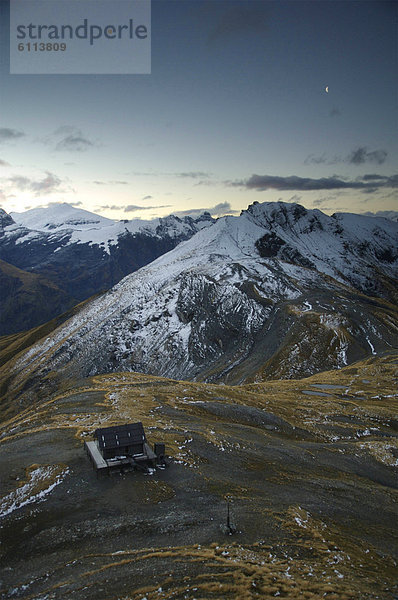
0, 465, 69, 518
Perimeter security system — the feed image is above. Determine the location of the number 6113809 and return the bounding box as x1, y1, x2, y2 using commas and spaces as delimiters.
18, 42, 67, 51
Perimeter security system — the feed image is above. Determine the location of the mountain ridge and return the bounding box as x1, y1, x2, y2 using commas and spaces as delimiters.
0, 203, 215, 333
7, 201, 397, 389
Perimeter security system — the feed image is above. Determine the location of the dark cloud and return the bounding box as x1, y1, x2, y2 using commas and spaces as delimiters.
96, 205, 124, 211
231, 173, 398, 192
124, 205, 172, 212
172, 208, 210, 217
0, 128, 25, 143
177, 171, 210, 179
194, 178, 220, 187
305, 147, 388, 167
361, 173, 387, 181
142, 195, 153, 200
212, 202, 236, 216
56, 134, 94, 152
173, 202, 238, 218
312, 194, 341, 207
381, 174, 398, 187
208, 5, 268, 44
349, 147, 387, 165
0, 159, 10, 166
69, 201, 83, 207
304, 153, 329, 165
93, 181, 105, 185
8, 171, 63, 196
233, 174, 351, 191
40, 126, 96, 153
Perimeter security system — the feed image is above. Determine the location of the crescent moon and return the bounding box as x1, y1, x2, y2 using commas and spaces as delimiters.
325, 86, 329, 93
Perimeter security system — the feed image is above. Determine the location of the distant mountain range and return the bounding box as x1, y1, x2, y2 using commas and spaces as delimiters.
8, 201, 397, 388
0, 203, 214, 335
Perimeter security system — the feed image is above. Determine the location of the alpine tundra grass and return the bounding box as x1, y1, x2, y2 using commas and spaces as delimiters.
0, 352, 397, 599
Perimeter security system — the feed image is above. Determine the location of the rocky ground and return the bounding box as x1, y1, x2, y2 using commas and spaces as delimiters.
0, 353, 397, 599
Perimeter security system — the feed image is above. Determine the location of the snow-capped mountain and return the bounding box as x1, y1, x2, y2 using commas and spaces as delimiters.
0, 203, 214, 334
2, 202, 214, 269
10, 203, 115, 232
11, 202, 398, 386
8, 203, 213, 249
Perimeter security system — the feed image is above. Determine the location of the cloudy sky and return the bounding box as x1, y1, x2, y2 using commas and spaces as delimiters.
0, 0, 397, 220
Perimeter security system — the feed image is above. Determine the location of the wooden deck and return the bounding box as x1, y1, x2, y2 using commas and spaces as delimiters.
85, 441, 108, 471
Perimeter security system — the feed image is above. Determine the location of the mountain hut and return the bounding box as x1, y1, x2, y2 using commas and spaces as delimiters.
84, 422, 165, 475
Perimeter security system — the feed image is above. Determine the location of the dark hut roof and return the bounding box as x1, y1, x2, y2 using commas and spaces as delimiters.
94, 422, 146, 451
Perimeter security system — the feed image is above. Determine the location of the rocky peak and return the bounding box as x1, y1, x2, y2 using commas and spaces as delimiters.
244, 201, 310, 228
194, 211, 214, 223
0, 208, 15, 229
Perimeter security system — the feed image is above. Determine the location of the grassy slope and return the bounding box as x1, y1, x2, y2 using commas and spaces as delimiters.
0, 259, 77, 336
0, 295, 96, 368
0, 296, 100, 421
0, 353, 397, 599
